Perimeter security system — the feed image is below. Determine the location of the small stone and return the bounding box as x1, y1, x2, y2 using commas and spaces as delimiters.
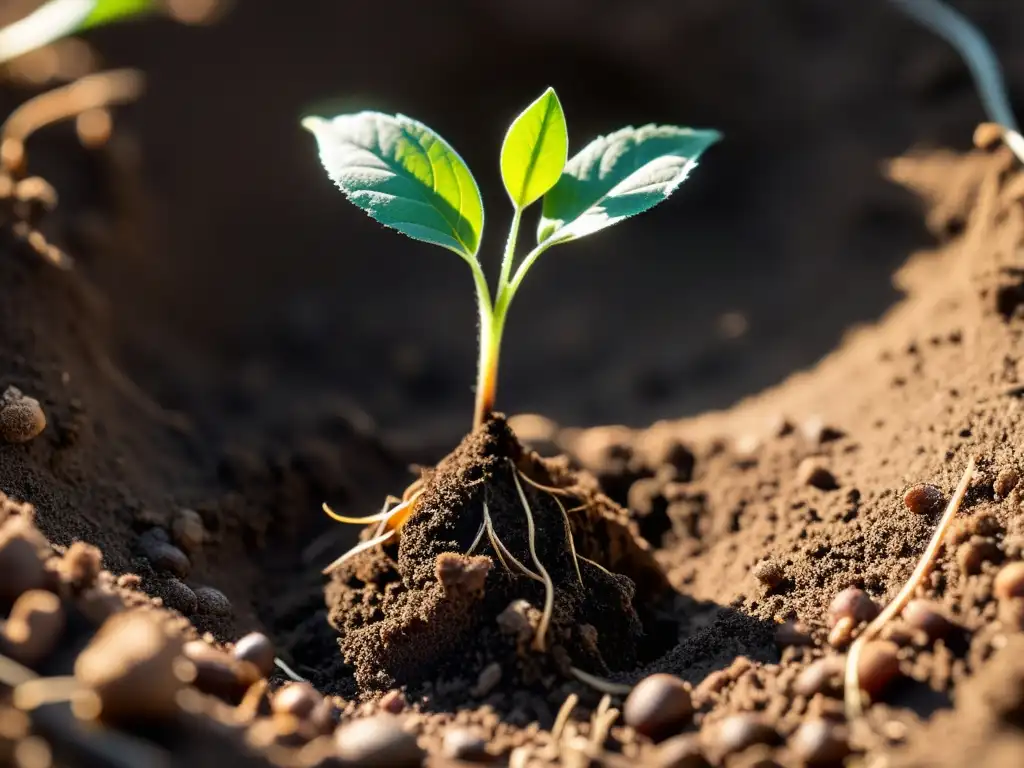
141, 540, 191, 580
161, 578, 197, 615
797, 459, 839, 491
334, 715, 424, 767
496, 600, 533, 640
790, 719, 850, 766
234, 632, 276, 678
994, 562, 1024, 601
794, 657, 844, 698
623, 673, 694, 741
753, 559, 785, 589
857, 641, 901, 697
441, 727, 491, 762
828, 588, 879, 628
183, 640, 259, 703
379, 689, 406, 714
59, 542, 102, 591
470, 663, 502, 697
957, 537, 1001, 576
775, 621, 813, 648
902, 600, 955, 642
171, 509, 205, 553
2, 590, 65, 666
903, 484, 945, 515
0, 519, 51, 604
827, 617, 855, 648
0, 387, 46, 443
272, 682, 322, 719
713, 714, 779, 757
654, 734, 708, 768
75, 611, 189, 722
194, 586, 232, 617
994, 468, 1020, 498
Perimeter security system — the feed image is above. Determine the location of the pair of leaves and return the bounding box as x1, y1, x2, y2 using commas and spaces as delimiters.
0, 0, 155, 66
303, 88, 720, 263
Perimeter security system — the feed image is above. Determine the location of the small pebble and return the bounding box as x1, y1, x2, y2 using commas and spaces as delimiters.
171, 509, 205, 553
902, 600, 955, 642
334, 715, 424, 766
774, 621, 813, 648
2, 590, 65, 666
994, 467, 1020, 498
827, 617, 855, 648
713, 714, 779, 756
470, 663, 502, 697
441, 727, 491, 762
753, 559, 785, 589
624, 674, 694, 741
654, 733, 708, 768
0, 387, 46, 443
0, 519, 51, 604
59, 542, 102, 591
143, 541, 191, 580
161, 578, 198, 615
194, 586, 232, 617
794, 657, 844, 698
797, 459, 839, 491
957, 537, 1001, 576
272, 682, 322, 719
903, 484, 945, 515
379, 689, 407, 714
790, 719, 850, 766
234, 632, 276, 678
828, 587, 879, 628
857, 641, 901, 697
183, 640, 259, 703
994, 562, 1024, 601
75, 611, 189, 722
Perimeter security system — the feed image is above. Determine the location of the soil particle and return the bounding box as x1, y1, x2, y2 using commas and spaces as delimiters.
993, 561, 1024, 600
2, 589, 65, 665
0, 516, 52, 604
956, 537, 1001, 576
753, 559, 785, 589
195, 586, 233, 616
827, 587, 880, 628
333, 715, 424, 766
74, 610, 189, 723
795, 458, 839, 491
441, 727, 491, 762
160, 577, 198, 615
233, 631, 276, 678
789, 719, 850, 766
0, 386, 46, 444
171, 508, 206, 553
993, 467, 1019, 498
653, 733, 709, 768
903, 484, 946, 515
709, 714, 780, 760
144, 540, 191, 579
183, 639, 260, 703
858, 641, 902, 697
272, 682, 322, 719
57, 541, 102, 592
793, 657, 844, 698
901, 600, 956, 642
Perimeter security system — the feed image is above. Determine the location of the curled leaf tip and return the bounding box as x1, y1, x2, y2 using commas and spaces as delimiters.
301, 116, 326, 134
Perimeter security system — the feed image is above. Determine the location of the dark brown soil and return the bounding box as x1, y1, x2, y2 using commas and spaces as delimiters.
4, 0, 1024, 766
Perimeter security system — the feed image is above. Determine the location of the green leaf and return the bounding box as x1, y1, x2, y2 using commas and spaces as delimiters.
0, 0, 156, 66
303, 112, 484, 262
81, 0, 157, 29
500, 87, 568, 209
537, 125, 720, 244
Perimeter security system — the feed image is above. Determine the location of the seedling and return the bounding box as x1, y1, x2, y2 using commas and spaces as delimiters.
303, 88, 718, 652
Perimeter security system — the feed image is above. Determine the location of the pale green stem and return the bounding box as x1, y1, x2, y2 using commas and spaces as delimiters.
471, 260, 498, 430
497, 207, 522, 293
0, 0, 93, 66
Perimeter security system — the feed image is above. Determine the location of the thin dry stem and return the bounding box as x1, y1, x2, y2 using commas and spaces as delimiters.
551, 693, 579, 742
483, 500, 542, 582
517, 471, 575, 497
844, 455, 975, 719
465, 520, 486, 556
512, 467, 555, 652
1, 69, 144, 176
273, 657, 307, 683
321, 529, 395, 575
568, 667, 632, 696
578, 554, 615, 579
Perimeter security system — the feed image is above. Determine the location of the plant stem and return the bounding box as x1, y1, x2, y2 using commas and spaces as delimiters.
472, 261, 498, 430
497, 207, 522, 292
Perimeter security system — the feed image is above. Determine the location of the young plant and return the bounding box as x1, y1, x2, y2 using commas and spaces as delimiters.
303, 87, 720, 431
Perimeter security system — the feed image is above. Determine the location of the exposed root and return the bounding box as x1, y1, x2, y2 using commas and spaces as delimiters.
465, 520, 486, 556
511, 467, 555, 652
518, 467, 583, 587
551, 692, 579, 742
323, 496, 407, 526
13, 676, 79, 710
516, 471, 576, 497
844, 455, 976, 719
589, 695, 620, 751
321, 529, 395, 575
568, 666, 632, 696
1, 68, 144, 176
483, 499, 542, 582
273, 657, 307, 683
578, 554, 615, 579
0, 652, 36, 688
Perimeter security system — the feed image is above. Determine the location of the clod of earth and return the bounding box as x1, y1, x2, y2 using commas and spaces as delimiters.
0, 386, 45, 444
324, 416, 667, 695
